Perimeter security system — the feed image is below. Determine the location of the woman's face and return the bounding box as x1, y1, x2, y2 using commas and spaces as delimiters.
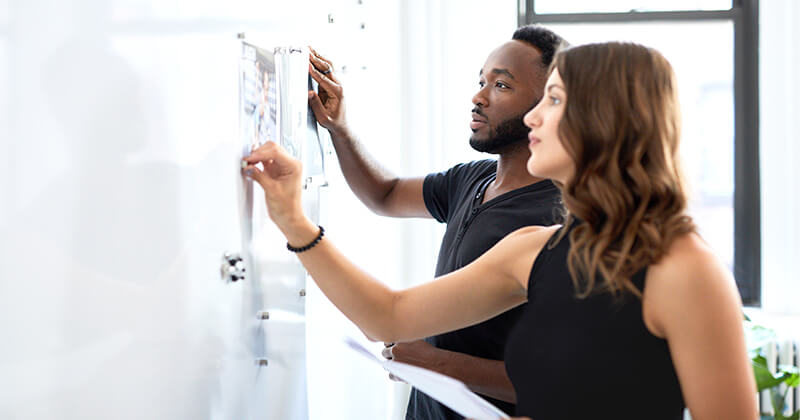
523, 68, 573, 184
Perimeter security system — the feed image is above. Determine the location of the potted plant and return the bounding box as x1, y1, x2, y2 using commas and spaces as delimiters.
746, 318, 800, 420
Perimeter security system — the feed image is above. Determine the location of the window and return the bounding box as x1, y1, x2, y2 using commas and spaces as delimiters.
519, 0, 760, 305
534, 0, 732, 14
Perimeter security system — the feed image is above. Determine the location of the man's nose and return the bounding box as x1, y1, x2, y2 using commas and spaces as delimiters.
471, 89, 487, 107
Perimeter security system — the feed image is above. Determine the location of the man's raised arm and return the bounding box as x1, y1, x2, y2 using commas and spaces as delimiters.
307, 47, 430, 219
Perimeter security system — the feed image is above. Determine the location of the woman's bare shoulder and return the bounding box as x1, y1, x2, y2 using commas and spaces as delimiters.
650, 233, 727, 284
644, 232, 743, 338
499, 224, 562, 253
487, 224, 562, 290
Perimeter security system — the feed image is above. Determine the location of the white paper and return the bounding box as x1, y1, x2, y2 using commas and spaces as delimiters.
344, 337, 510, 420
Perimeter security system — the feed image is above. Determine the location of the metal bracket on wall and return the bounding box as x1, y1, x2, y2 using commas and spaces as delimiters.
220, 252, 246, 283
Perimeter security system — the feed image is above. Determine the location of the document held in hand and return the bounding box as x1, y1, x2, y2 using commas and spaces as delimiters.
344, 337, 510, 420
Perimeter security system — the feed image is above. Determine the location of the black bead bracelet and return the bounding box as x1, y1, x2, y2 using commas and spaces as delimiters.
286, 225, 325, 253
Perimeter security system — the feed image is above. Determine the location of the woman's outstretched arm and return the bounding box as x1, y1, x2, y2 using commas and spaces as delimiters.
243, 141, 545, 342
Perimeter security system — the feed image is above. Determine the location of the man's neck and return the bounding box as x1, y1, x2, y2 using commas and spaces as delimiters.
484, 144, 544, 202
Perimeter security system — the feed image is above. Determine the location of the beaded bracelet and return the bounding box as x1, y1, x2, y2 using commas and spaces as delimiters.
286, 225, 325, 253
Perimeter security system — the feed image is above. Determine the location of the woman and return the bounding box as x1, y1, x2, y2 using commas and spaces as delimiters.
243, 42, 756, 420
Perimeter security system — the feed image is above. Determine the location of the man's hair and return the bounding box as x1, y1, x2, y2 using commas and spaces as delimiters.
512, 24, 568, 69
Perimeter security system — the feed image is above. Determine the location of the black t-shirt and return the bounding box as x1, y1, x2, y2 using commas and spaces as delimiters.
406, 159, 562, 420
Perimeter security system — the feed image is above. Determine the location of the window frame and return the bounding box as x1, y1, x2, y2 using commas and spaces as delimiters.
518, 0, 761, 305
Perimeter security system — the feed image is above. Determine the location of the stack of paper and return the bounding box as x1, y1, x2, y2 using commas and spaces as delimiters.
344, 337, 510, 420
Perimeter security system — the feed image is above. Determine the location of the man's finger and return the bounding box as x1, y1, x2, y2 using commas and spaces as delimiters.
309, 52, 333, 73
309, 46, 334, 68
308, 62, 341, 93
309, 52, 340, 84
308, 91, 331, 124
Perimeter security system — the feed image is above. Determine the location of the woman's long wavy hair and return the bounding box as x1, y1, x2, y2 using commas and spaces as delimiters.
551, 42, 695, 298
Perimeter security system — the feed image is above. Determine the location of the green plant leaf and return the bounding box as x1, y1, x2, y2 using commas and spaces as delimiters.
775, 411, 800, 420
745, 322, 778, 353
754, 355, 787, 392
777, 365, 800, 388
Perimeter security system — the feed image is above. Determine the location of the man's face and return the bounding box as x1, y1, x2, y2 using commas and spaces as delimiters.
469, 40, 545, 154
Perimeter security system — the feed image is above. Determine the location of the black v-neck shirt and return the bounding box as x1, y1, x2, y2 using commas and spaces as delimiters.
406, 159, 562, 420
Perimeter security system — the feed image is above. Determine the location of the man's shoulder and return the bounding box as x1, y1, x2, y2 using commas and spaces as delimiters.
460, 158, 497, 173
438, 159, 496, 181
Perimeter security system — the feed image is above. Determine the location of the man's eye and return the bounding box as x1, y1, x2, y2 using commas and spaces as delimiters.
478, 81, 486, 88
496, 82, 509, 89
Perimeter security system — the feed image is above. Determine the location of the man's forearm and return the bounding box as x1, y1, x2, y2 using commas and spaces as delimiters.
328, 128, 399, 215
419, 347, 516, 404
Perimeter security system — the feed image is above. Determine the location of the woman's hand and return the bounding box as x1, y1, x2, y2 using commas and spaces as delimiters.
242, 141, 305, 232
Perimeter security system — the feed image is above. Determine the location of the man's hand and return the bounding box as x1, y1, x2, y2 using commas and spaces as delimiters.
382, 340, 442, 367
308, 47, 348, 135
382, 340, 444, 383
382, 340, 517, 403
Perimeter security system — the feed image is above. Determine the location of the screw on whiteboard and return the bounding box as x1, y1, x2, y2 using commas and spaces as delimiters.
328, 13, 334, 23
299, 289, 306, 297
237, 32, 246, 39
255, 358, 269, 367
360, 23, 366, 29
257, 311, 270, 320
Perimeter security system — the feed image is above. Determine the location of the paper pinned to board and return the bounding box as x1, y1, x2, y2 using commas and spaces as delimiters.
344, 337, 510, 420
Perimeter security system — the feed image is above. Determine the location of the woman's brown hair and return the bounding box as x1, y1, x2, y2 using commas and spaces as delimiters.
551, 42, 695, 298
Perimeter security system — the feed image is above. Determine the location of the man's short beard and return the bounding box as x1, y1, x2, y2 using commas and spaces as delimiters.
469, 112, 530, 154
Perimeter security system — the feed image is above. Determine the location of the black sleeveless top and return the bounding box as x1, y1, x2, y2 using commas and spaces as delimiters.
504, 224, 685, 419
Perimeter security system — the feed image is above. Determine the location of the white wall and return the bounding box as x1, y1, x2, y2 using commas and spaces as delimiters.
757, 0, 800, 335
0, 0, 391, 419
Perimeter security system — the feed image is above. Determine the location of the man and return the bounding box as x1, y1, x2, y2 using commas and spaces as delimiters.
308, 25, 567, 419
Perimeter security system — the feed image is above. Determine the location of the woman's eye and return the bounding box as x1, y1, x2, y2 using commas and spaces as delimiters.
550, 96, 562, 105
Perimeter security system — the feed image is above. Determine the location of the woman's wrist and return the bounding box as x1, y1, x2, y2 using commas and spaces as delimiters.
278, 215, 319, 248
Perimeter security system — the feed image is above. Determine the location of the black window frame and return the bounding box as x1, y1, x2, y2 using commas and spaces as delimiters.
518, 0, 761, 305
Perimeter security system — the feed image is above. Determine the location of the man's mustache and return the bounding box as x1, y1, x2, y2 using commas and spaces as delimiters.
471, 107, 488, 119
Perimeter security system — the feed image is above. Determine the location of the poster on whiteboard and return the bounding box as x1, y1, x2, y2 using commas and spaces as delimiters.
240, 41, 325, 181
240, 42, 279, 153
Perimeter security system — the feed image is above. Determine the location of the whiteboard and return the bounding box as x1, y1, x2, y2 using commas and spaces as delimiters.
0, 1, 334, 419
